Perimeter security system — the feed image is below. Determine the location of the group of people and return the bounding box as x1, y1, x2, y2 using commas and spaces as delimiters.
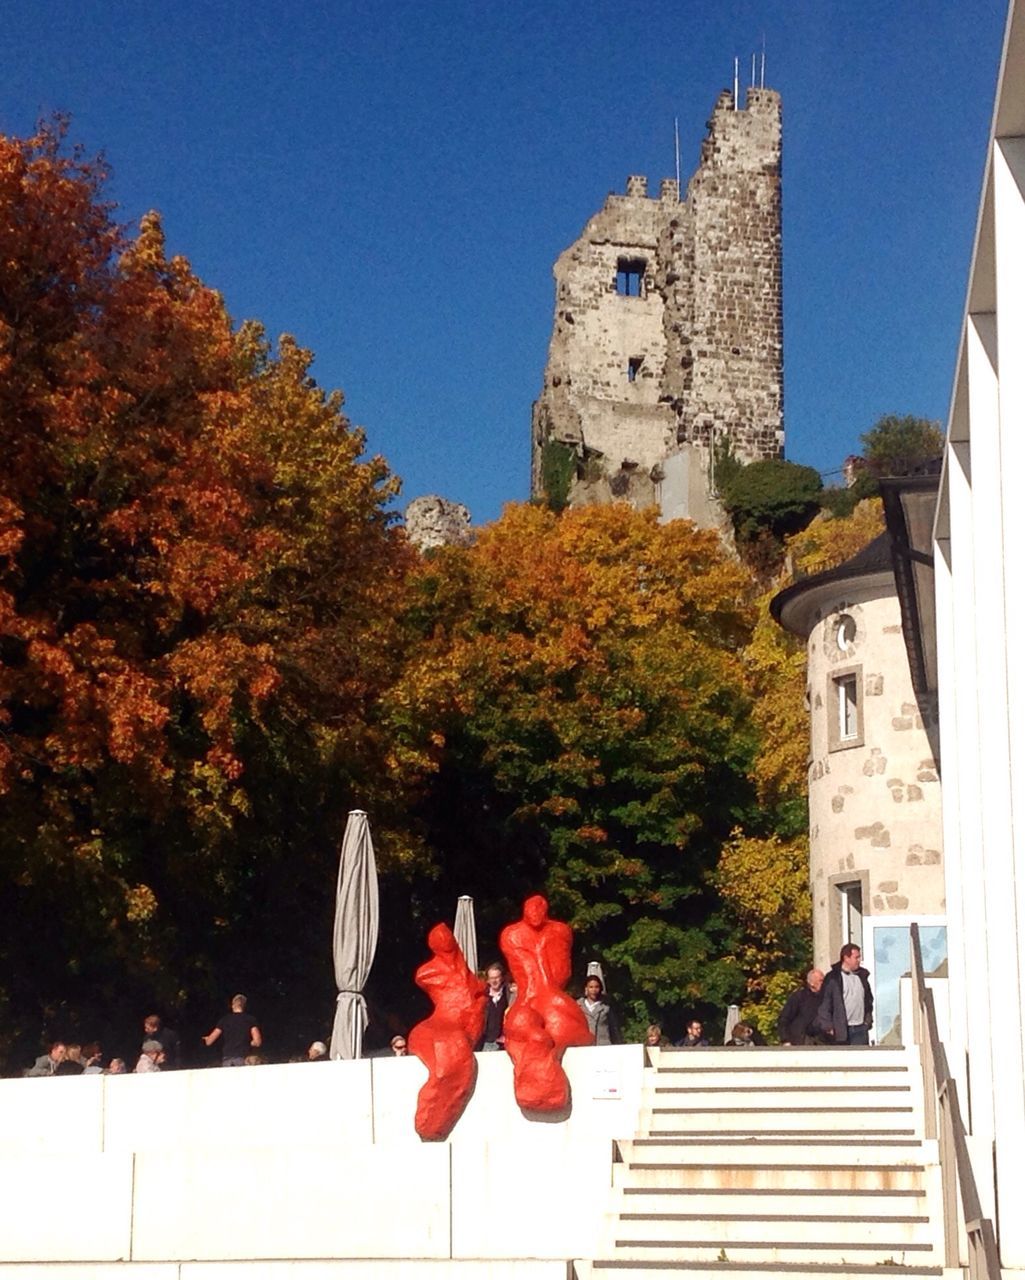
24, 943, 875, 1075
776, 943, 874, 1046
471, 942, 874, 1052
25, 995, 264, 1077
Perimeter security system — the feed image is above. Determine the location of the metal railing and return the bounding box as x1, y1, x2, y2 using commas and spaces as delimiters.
909, 922, 1000, 1280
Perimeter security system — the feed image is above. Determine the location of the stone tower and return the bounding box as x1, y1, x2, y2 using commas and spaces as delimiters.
531, 87, 783, 523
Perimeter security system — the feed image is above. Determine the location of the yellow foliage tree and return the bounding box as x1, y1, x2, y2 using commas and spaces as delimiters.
715, 829, 812, 1037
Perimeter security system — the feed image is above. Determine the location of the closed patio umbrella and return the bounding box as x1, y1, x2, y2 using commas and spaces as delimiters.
453, 895, 478, 975
329, 809, 379, 1060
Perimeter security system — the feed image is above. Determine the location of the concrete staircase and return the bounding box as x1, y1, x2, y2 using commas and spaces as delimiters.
576, 1044, 949, 1280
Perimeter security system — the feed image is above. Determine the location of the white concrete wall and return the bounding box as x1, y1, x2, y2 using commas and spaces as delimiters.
0, 1046, 644, 1268
933, 0, 1025, 1265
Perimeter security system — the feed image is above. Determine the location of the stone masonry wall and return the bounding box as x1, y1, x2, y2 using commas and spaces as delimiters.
805, 584, 944, 970
531, 87, 783, 520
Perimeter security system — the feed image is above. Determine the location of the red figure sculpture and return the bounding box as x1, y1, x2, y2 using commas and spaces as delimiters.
500, 894, 593, 1112
408, 922, 486, 1141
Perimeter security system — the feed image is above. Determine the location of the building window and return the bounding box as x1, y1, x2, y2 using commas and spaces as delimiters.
836, 614, 856, 652
838, 674, 858, 740
616, 258, 646, 297
627, 356, 644, 382
828, 665, 864, 751
836, 881, 864, 948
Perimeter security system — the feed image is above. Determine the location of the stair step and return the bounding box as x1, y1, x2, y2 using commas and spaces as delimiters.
582, 1262, 943, 1278
616, 1139, 937, 1164
641, 1108, 916, 1133
643, 1127, 919, 1140
615, 1189, 926, 1216
609, 1215, 931, 1245
614, 1165, 927, 1191
644, 1085, 916, 1105
646, 1046, 915, 1069
601, 1242, 938, 1265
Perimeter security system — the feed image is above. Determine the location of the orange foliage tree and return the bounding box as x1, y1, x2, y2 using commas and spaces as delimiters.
385, 502, 760, 1032
0, 123, 410, 1060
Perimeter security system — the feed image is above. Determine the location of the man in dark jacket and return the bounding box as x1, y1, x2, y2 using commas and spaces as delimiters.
816, 944, 873, 1045
776, 968, 825, 1044
476, 963, 514, 1051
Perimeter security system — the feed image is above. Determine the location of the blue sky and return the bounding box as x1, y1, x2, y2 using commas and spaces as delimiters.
0, 1, 1008, 523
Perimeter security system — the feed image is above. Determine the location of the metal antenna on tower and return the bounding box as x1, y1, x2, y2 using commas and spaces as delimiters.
751, 53, 756, 88
733, 56, 739, 108
760, 35, 766, 88
674, 116, 681, 194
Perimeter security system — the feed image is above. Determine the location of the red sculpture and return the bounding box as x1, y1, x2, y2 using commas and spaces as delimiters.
500, 893, 593, 1111
408, 922, 486, 1141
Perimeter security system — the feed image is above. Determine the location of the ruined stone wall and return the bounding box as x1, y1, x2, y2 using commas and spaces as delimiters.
682, 88, 783, 458
805, 585, 944, 970
531, 87, 782, 521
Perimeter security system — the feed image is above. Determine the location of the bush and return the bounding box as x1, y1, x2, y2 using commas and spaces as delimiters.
719, 458, 823, 545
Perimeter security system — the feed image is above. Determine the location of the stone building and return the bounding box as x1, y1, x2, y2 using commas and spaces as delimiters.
771, 527, 944, 1043
531, 86, 783, 523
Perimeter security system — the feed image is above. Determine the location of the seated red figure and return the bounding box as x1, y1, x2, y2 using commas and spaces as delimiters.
500, 893, 592, 1111
408, 922, 486, 1141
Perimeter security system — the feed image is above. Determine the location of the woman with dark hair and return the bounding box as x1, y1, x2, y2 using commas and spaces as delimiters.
576, 976, 620, 1045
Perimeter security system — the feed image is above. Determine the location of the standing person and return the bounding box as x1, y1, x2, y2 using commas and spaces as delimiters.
577, 976, 619, 1045
202, 994, 262, 1067
777, 969, 826, 1045
476, 962, 514, 1051
676, 1019, 709, 1047
644, 1023, 669, 1048
816, 944, 874, 1045
142, 1014, 181, 1069
389, 1035, 409, 1056
26, 1041, 66, 1076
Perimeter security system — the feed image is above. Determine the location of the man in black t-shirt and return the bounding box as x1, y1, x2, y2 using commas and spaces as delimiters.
203, 993, 262, 1066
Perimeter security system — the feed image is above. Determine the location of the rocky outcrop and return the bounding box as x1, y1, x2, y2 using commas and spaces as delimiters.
404, 496, 474, 552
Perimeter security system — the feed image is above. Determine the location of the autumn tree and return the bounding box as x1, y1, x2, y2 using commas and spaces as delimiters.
0, 123, 412, 1064
385, 503, 760, 1034
715, 829, 812, 1038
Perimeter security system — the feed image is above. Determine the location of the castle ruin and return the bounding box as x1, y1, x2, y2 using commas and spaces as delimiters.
531, 87, 783, 523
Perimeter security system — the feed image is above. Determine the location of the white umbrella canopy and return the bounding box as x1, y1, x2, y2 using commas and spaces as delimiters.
453, 895, 478, 975
724, 1003, 740, 1044
329, 810, 379, 1060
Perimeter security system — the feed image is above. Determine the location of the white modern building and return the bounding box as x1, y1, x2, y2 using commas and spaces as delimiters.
932, 0, 1025, 1266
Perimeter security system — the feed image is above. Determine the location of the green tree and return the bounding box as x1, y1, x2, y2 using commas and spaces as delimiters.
386, 503, 760, 1035
861, 414, 944, 478
719, 459, 823, 543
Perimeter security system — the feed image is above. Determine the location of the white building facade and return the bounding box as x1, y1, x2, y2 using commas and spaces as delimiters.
933, 0, 1025, 1266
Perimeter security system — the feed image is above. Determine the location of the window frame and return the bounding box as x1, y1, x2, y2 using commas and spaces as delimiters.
828, 664, 864, 751
615, 257, 647, 298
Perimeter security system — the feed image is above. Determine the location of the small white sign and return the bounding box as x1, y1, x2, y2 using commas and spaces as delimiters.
591, 1066, 622, 1100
